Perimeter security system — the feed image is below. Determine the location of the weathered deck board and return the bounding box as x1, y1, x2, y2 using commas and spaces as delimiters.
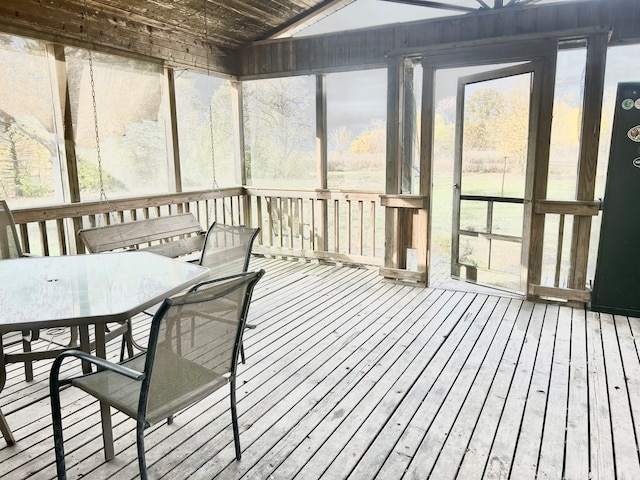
1, 257, 640, 479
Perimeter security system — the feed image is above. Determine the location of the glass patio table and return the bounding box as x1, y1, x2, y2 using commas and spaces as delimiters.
0, 251, 208, 447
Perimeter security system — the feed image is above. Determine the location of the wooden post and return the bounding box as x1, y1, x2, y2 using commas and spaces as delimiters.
46, 44, 82, 254
165, 68, 182, 195
384, 57, 403, 270
231, 80, 251, 226
379, 57, 429, 284
401, 59, 415, 195
316, 74, 328, 251
418, 63, 436, 280
527, 53, 558, 294
568, 33, 608, 291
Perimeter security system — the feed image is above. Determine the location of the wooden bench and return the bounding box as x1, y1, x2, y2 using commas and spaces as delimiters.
78, 213, 205, 259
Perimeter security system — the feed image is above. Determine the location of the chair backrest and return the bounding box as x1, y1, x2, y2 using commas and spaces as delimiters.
141, 269, 264, 425
199, 223, 260, 280
0, 200, 23, 259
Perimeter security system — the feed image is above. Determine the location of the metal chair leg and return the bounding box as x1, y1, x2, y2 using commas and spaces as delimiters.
230, 379, 242, 460
50, 357, 68, 480
21, 329, 37, 382
136, 418, 148, 480
240, 340, 246, 364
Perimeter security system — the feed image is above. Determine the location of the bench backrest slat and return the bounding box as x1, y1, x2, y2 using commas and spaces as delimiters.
78, 214, 203, 255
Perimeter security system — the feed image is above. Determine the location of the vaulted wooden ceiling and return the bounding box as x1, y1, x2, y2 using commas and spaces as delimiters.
0, 0, 622, 77
0, 0, 569, 55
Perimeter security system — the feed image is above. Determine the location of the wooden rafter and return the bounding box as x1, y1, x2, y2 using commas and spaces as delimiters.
262, 0, 356, 39
378, 0, 477, 12
380, 0, 546, 11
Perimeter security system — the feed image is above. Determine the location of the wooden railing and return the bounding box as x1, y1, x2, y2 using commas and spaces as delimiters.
530, 199, 601, 303
9, 187, 386, 267
10, 188, 246, 257
245, 188, 384, 266
8, 189, 600, 301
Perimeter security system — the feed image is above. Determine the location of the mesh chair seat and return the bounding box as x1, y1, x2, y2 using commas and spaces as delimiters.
200, 223, 260, 363
50, 270, 265, 480
73, 352, 227, 425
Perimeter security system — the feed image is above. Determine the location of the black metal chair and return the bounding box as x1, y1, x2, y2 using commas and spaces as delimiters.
199, 223, 260, 363
50, 269, 264, 480
142, 222, 260, 359
199, 222, 260, 278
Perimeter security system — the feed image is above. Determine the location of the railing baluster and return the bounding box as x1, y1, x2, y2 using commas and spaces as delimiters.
310, 199, 316, 251
56, 219, 67, 256
256, 197, 263, 244
298, 198, 304, 250
288, 198, 294, 249
277, 197, 284, 248
358, 201, 364, 256
555, 214, 565, 288
487, 201, 494, 269
347, 199, 352, 254
334, 199, 339, 253
19, 224, 30, 254
38, 221, 50, 256
370, 201, 376, 257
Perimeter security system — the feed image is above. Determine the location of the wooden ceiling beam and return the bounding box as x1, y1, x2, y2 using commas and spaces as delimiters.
378, 0, 477, 12
263, 0, 356, 39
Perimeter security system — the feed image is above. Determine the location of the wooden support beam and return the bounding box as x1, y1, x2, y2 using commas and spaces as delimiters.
316, 75, 329, 251
165, 68, 182, 194
529, 284, 591, 303
46, 44, 81, 255
526, 54, 557, 297
380, 195, 429, 209
384, 57, 403, 270
535, 200, 601, 216
568, 33, 609, 291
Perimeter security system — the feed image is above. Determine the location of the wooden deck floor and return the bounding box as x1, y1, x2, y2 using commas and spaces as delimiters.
2, 256, 640, 479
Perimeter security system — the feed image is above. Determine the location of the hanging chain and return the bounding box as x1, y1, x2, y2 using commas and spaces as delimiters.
204, 0, 217, 190
88, 53, 107, 202
82, 0, 122, 243
83, 0, 107, 203
203, 0, 228, 225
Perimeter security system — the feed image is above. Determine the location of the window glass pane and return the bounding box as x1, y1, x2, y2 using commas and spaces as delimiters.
327, 69, 386, 192
0, 34, 61, 207
547, 45, 587, 199
243, 76, 315, 189
174, 71, 237, 190
492, 202, 523, 238
460, 200, 487, 233
66, 48, 168, 200
460, 73, 530, 199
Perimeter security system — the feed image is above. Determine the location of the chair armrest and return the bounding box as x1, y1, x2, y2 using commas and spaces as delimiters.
50, 349, 145, 386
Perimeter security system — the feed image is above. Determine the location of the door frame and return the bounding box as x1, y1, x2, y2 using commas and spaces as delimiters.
416, 38, 557, 294
451, 62, 542, 293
